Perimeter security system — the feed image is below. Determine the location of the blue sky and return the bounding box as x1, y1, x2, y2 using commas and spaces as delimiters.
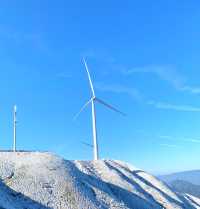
0, 0, 200, 174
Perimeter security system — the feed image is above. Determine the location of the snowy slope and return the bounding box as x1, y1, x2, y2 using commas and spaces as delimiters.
0, 152, 199, 209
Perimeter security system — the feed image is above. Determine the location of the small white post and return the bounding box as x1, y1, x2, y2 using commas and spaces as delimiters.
13, 105, 17, 152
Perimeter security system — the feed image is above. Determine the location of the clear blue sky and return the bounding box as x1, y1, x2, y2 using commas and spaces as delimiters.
0, 0, 200, 174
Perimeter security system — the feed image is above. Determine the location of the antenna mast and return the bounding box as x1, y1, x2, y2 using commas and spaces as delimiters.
13, 105, 17, 152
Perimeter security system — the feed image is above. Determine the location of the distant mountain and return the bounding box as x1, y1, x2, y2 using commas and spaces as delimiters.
159, 170, 200, 185
169, 180, 200, 198
0, 152, 199, 209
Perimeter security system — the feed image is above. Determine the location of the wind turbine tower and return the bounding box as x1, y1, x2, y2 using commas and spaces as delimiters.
74, 58, 125, 160
13, 105, 17, 152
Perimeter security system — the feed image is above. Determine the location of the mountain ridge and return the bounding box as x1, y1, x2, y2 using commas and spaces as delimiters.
169, 180, 200, 198
0, 152, 199, 208
159, 170, 200, 186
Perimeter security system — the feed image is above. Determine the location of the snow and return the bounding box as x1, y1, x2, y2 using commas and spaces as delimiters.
0, 152, 198, 208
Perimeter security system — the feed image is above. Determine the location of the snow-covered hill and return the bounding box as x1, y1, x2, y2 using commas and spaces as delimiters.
0, 152, 199, 209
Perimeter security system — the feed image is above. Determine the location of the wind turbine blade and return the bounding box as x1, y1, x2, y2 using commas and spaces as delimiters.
83, 58, 95, 97
81, 141, 93, 148
95, 98, 126, 116
73, 98, 93, 120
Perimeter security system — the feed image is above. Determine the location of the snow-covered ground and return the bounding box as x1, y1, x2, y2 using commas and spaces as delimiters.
0, 152, 199, 209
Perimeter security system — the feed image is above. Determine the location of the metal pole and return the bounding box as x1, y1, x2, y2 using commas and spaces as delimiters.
13, 105, 17, 152
91, 99, 99, 160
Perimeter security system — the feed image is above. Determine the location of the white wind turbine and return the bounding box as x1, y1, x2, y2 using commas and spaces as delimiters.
74, 58, 125, 160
